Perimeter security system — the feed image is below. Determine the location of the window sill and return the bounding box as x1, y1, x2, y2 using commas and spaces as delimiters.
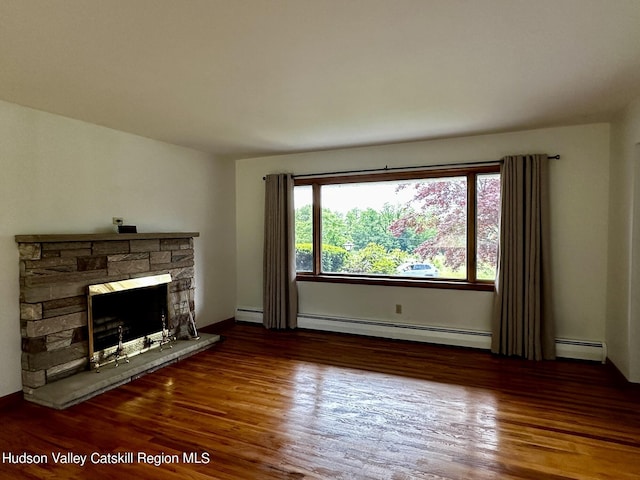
296, 274, 495, 292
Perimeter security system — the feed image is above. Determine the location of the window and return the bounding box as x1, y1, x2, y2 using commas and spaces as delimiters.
294, 165, 501, 290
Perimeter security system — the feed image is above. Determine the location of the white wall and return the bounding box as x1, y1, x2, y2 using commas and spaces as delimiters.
608, 96, 640, 381
0, 100, 236, 397
236, 124, 610, 351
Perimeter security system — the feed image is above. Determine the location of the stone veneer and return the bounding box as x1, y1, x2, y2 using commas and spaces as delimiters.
15, 232, 200, 396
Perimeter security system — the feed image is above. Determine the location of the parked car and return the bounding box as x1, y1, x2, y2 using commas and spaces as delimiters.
396, 262, 439, 278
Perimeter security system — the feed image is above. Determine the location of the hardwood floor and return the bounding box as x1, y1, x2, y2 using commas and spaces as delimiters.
2, 323, 640, 479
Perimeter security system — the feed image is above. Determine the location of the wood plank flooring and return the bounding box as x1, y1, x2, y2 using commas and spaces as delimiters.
1, 323, 640, 479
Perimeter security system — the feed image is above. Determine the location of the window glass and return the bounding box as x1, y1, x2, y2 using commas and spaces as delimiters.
391, 177, 467, 279
320, 181, 415, 275
310, 177, 466, 279
294, 185, 313, 272
476, 173, 501, 281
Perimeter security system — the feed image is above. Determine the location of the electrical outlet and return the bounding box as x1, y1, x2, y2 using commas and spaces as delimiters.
395, 304, 402, 314
112, 217, 124, 226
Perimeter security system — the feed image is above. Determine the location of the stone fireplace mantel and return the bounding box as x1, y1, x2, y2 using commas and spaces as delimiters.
16, 231, 220, 409
15, 232, 200, 243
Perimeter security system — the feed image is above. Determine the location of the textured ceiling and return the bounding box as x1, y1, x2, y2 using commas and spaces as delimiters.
1, 0, 639, 159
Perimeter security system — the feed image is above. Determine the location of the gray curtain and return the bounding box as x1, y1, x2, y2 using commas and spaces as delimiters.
491, 155, 555, 360
263, 174, 298, 329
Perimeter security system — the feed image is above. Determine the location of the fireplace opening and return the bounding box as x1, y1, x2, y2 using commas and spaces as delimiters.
91, 283, 168, 351
88, 274, 172, 367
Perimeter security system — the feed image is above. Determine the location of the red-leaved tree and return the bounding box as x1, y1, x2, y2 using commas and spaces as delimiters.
390, 175, 500, 273
476, 175, 501, 275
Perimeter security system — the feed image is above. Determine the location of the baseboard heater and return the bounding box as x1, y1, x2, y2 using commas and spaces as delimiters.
235, 308, 606, 362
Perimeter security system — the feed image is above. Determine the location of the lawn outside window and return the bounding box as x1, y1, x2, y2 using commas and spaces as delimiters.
294, 165, 500, 291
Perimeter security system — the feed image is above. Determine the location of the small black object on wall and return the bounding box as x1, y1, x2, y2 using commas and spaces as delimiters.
118, 225, 137, 233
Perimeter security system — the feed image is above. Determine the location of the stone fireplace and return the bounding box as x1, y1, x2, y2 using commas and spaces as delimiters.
16, 232, 219, 408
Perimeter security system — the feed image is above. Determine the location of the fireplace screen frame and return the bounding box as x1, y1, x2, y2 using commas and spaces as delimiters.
87, 273, 172, 363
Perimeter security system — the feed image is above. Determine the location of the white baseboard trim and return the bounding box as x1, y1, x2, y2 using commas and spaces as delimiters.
298, 313, 492, 350
234, 307, 606, 362
555, 339, 607, 363
235, 307, 263, 323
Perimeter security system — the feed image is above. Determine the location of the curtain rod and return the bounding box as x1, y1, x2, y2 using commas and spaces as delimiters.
263, 155, 560, 180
